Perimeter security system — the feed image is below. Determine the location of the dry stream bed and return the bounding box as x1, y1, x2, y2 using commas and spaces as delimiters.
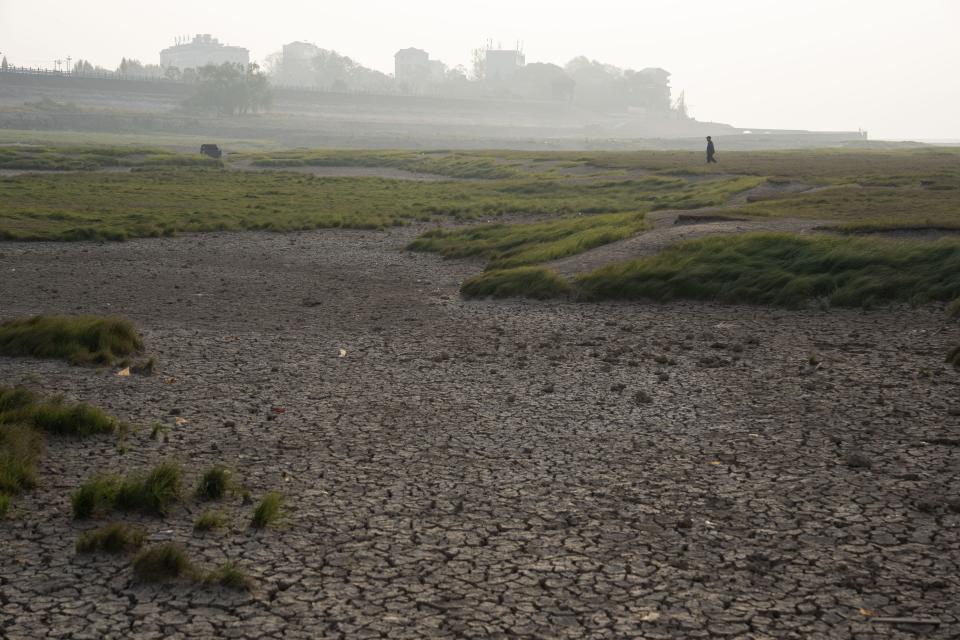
0, 227, 958, 639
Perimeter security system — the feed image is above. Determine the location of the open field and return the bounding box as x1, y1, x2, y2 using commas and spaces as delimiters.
1, 145, 959, 637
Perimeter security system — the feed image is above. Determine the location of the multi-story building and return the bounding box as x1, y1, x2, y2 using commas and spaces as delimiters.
485, 48, 525, 81
159, 34, 249, 71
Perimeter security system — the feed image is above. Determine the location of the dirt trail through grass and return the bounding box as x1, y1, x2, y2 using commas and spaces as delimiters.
547, 181, 830, 277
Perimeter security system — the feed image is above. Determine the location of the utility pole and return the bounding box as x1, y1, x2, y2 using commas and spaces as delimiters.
66, 56, 72, 74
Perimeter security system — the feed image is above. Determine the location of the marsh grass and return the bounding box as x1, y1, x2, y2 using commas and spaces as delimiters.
461, 267, 572, 300
132, 543, 195, 583
410, 212, 649, 269
0, 493, 10, 517
574, 233, 960, 309
0, 386, 116, 437
251, 492, 283, 529
75, 522, 146, 554
0, 423, 44, 494
203, 561, 253, 590
0, 315, 142, 366
72, 461, 183, 519
195, 465, 232, 501
0, 145, 222, 171
194, 510, 226, 532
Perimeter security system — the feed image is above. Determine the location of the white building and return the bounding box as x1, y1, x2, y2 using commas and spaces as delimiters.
485, 49, 525, 81
160, 34, 249, 71
394, 48, 430, 86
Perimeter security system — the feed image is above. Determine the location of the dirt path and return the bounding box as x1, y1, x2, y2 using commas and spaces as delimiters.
549, 209, 830, 276
1, 227, 958, 639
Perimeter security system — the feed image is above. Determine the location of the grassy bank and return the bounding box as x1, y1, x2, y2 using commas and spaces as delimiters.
461, 267, 573, 300
573, 233, 960, 308
0, 315, 142, 365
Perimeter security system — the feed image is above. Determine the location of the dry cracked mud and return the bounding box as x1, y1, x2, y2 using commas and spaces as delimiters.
1, 226, 959, 639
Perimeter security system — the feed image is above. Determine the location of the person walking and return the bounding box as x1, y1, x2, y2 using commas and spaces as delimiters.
706, 136, 718, 163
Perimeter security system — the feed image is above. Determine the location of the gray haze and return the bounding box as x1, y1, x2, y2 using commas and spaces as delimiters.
1, 0, 958, 140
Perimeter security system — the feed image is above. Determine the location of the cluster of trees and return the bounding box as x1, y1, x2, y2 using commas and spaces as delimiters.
183, 63, 271, 116
267, 46, 681, 115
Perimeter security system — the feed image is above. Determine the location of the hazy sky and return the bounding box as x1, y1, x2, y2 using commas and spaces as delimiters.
2, 0, 958, 139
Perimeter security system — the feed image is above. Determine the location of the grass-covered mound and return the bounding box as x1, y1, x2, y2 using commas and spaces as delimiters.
575, 233, 960, 308
0, 315, 142, 365
411, 212, 649, 270
461, 267, 572, 300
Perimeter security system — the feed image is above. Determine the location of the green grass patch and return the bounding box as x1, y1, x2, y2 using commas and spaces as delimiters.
0, 423, 44, 495
194, 509, 226, 532
251, 491, 283, 529
203, 561, 253, 590
0, 144, 222, 171
75, 522, 146, 554
195, 465, 232, 501
244, 149, 525, 179
574, 233, 960, 309
132, 543, 195, 583
0, 386, 116, 437
0, 315, 143, 366
72, 461, 183, 519
461, 267, 572, 300
411, 211, 649, 270
0, 493, 10, 518
0, 160, 757, 242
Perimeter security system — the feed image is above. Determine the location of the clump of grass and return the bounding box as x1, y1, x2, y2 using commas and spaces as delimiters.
71, 476, 122, 519
115, 461, 183, 516
196, 465, 232, 501
0, 386, 116, 437
132, 543, 195, 583
575, 233, 960, 309
251, 492, 283, 528
0, 315, 143, 366
461, 267, 572, 300
0, 423, 45, 495
194, 509, 226, 532
203, 561, 253, 590
0, 493, 11, 517
75, 522, 146, 554
72, 461, 183, 519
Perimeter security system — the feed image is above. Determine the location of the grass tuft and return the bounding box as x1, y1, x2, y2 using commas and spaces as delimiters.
0, 315, 143, 366
0, 493, 10, 517
194, 509, 226, 532
0, 423, 45, 495
204, 561, 253, 590
0, 386, 117, 437
72, 461, 183, 519
75, 522, 146, 554
461, 267, 572, 300
132, 543, 195, 583
196, 465, 232, 501
251, 491, 283, 529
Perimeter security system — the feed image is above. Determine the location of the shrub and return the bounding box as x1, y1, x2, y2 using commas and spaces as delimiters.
194, 510, 226, 532
196, 465, 232, 501
251, 492, 283, 528
0, 315, 143, 365
75, 522, 146, 554
461, 267, 572, 300
132, 543, 194, 583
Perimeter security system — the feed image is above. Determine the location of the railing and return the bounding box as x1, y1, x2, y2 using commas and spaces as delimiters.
0, 66, 175, 84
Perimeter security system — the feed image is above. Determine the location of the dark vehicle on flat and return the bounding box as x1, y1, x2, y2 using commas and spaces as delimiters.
200, 144, 222, 159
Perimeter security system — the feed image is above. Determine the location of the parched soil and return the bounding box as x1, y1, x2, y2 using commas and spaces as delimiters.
1, 228, 959, 639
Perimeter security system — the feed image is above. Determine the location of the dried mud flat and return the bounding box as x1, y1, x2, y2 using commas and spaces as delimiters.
1, 227, 959, 639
